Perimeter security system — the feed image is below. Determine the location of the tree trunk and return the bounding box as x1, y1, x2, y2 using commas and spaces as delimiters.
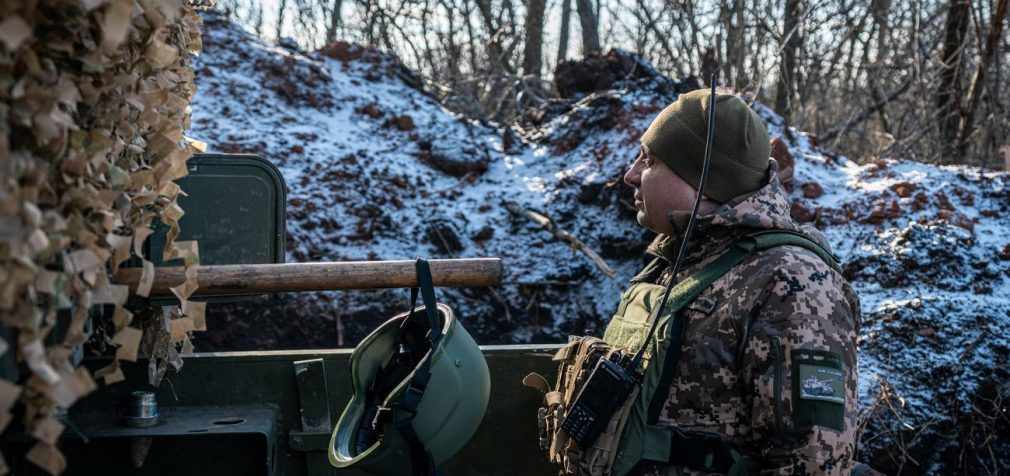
870, 0, 892, 133
748, 0, 766, 94
474, 0, 509, 72
523, 0, 546, 77
275, 0, 288, 41
575, 0, 601, 55
775, 0, 802, 125
872, 0, 891, 58
557, 0, 572, 62
700, 47, 719, 85
253, 1, 264, 37
936, 0, 970, 159
727, 0, 747, 89
956, 0, 1009, 158
326, 0, 343, 44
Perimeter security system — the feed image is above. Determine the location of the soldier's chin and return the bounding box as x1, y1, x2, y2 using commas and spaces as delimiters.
635, 211, 649, 229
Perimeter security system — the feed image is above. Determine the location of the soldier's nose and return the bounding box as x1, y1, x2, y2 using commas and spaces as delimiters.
623, 164, 640, 188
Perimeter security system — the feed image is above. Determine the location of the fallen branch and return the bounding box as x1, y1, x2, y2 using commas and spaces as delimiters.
504, 201, 616, 278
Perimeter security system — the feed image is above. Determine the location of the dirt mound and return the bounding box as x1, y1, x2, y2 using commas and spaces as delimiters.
859, 294, 1010, 474
844, 223, 999, 291
553, 49, 693, 98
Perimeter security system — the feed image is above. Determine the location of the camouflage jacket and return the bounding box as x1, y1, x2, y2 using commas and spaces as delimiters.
627, 161, 860, 476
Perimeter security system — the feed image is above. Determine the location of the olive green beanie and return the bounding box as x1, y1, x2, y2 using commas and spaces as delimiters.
640, 89, 770, 203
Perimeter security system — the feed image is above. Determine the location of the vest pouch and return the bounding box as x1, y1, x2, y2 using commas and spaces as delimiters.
608, 328, 675, 476
603, 283, 672, 361
580, 385, 641, 476
602, 282, 678, 476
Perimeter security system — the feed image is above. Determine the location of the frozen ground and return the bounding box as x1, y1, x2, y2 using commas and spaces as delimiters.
188, 12, 1010, 474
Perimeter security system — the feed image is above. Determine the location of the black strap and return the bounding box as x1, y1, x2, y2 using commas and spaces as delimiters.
394, 383, 438, 476
408, 259, 443, 345
395, 259, 443, 476
665, 428, 741, 474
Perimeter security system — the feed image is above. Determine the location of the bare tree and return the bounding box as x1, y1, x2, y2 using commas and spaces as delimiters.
956, 0, 1009, 156
523, 0, 546, 77
937, 0, 971, 157
723, 0, 747, 90
253, 1, 264, 36
215, 0, 1010, 167
700, 46, 719, 84
775, 0, 802, 124
557, 0, 572, 62
575, 0, 601, 54
475, 0, 512, 73
326, 0, 343, 43
276, 0, 289, 40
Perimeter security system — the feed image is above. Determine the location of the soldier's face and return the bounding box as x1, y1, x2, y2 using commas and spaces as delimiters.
623, 147, 699, 235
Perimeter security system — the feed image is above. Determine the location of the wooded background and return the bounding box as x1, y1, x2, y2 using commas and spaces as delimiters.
213, 0, 1009, 168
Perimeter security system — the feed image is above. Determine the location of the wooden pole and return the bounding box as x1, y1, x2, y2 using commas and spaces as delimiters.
113, 258, 503, 298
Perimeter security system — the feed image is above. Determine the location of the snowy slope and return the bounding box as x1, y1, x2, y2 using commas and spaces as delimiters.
788, 150, 1010, 473
189, 13, 665, 345
189, 12, 1010, 474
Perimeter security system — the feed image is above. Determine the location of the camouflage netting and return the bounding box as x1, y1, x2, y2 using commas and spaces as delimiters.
0, 1, 203, 473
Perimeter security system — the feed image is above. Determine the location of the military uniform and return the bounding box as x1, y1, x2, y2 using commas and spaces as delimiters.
627, 160, 860, 475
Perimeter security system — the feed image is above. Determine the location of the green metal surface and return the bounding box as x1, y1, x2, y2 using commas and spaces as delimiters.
59, 345, 561, 476
3, 405, 275, 475
294, 358, 336, 476
148, 153, 287, 267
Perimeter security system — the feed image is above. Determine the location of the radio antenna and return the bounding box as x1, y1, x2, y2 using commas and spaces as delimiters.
630, 74, 718, 371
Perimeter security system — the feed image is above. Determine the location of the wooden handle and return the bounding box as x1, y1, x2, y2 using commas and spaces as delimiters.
113, 258, 503, 297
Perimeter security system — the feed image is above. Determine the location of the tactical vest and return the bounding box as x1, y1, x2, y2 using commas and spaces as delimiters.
526, 230, 840, 476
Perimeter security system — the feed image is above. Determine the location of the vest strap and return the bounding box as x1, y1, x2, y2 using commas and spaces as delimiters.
735, 229, 841, 273
642, 425, 672, 462
665, 428, 739, 474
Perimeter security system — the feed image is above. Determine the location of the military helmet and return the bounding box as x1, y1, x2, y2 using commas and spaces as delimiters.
329, 259, 491, 475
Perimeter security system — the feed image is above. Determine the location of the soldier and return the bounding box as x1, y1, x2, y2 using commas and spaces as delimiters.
619, 89, 861, 475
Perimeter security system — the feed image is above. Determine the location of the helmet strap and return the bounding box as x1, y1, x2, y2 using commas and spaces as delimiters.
408, 258, 443, 345
391, 258, 444, 475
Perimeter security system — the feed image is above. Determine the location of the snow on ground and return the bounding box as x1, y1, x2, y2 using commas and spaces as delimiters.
786, 149, 1010, 472
188, 13, 647, 345
188, 12, 1010, 473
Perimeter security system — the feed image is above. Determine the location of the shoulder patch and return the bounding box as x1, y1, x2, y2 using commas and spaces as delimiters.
798, 363, 844, 404
791, 349, 845, 431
